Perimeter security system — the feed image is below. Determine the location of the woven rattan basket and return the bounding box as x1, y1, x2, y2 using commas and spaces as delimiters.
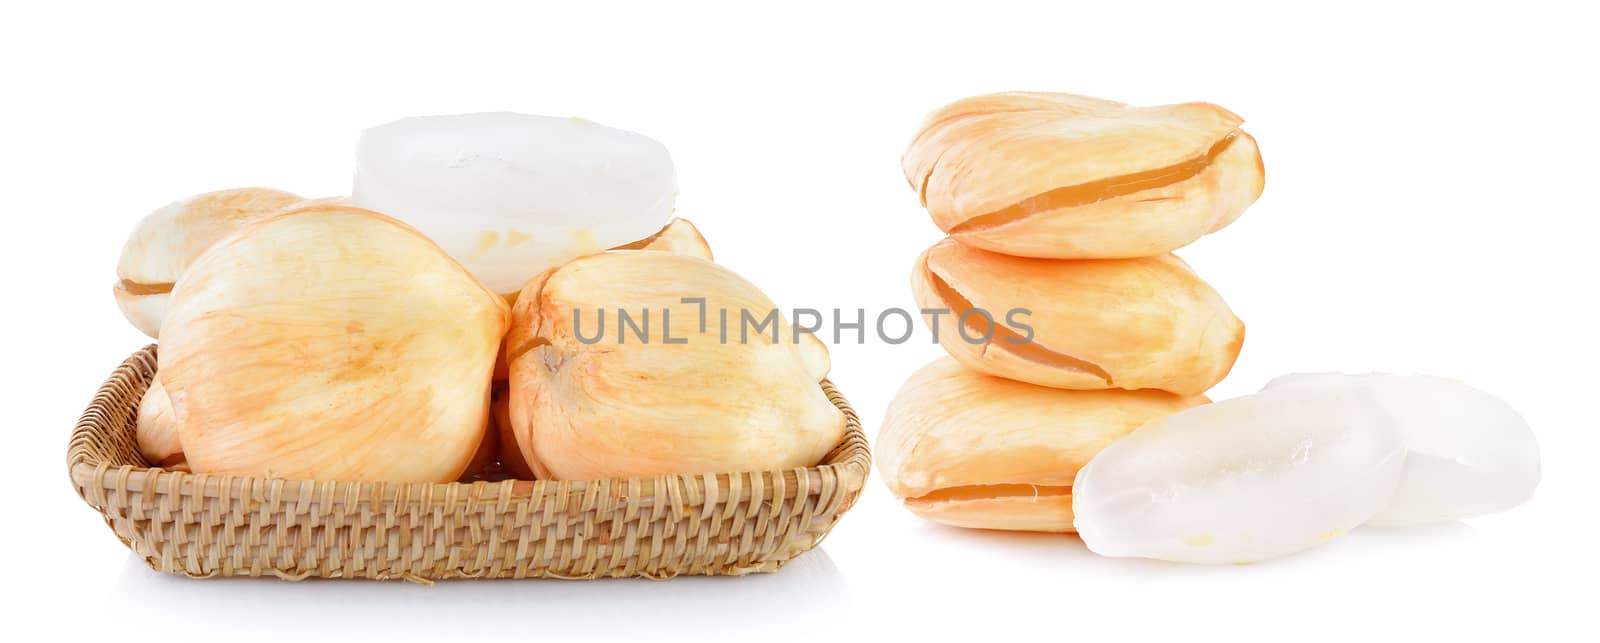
68, 345, 870, 581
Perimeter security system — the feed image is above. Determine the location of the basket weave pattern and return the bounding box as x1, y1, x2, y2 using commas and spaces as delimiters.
68, 346, 869, 581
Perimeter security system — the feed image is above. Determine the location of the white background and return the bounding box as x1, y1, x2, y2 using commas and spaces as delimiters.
4, 1, 1596, 640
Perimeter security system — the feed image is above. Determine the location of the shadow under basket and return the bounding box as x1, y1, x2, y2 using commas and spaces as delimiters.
68, 345, 870, 581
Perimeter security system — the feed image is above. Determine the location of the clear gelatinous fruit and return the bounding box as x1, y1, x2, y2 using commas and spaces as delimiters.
1266, 373, 1540, 527
354, 112, 676, 295
1073, 379, 1406, 563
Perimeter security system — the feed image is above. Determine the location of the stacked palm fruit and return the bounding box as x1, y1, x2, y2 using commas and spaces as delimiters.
877, 92, 1266, 532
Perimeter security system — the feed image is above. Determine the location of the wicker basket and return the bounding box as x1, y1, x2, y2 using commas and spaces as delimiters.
68, 345, 870, 581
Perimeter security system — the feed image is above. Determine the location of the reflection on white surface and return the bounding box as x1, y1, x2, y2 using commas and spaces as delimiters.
901, 519, 1480, 574
112, 547, 848, 640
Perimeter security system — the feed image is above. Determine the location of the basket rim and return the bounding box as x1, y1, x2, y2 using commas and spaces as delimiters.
69, 344, 871, 506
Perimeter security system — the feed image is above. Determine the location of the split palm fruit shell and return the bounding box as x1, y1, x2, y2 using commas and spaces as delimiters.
902, 92, 1264, 259
505, 251, 844, 480
491, 217, 716, 381
878, 357, 1207, 532
613, 217, 714, 261
135, 378, 186, 471
354, 112, 676, 297
158, 204, 510, 482
911, 238, 1243, 396
113, 187, 304, 337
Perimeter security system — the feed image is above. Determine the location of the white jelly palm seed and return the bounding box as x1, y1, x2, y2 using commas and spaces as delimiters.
1073, 379, 1407, 564
353, 112, 676, 295
1266, 373, 1540, 527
